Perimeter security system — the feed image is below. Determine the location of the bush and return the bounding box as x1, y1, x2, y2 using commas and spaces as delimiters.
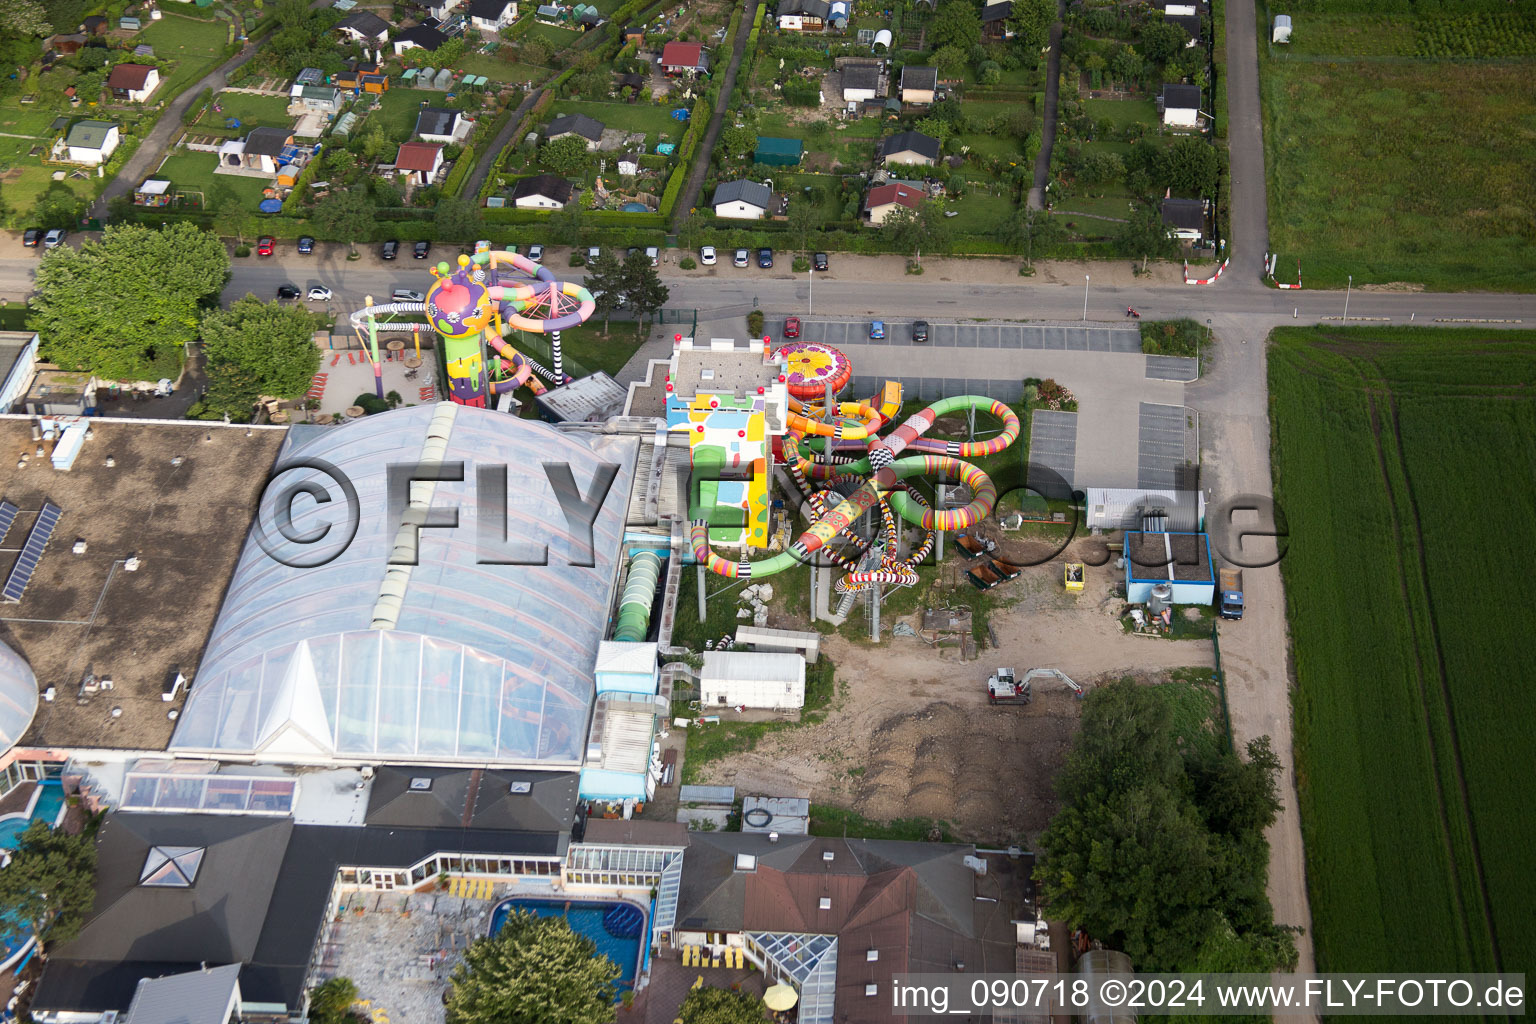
569, 252, 586, 267
352, 392, 390, 415
791, 255, 810, 272
747, 309, 765, 335
234, 244, 251, 257
679, 256, 697, 269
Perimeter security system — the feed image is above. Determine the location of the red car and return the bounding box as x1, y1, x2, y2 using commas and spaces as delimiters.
257, 236, 275, 256
784, 316, 801, 339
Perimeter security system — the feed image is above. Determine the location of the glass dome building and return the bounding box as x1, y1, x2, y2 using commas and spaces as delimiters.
0, 638, 39, 755
170, 404, 638, 767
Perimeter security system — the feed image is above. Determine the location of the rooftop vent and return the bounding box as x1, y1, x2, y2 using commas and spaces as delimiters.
867, 949, 879, 962
822, 850, 835, 861
409, 776, 433, 791
734, 853, 757, 872
700, 368, 714, 380
865, 984, 878, 996
818, 897, 831, 910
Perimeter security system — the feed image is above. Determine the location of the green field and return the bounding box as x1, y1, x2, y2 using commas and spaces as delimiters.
213, 91, 292, 129
138, 14, 233, 97
1270, 325, 1536, 976
1259, 11, 1536, 291
154, 150, 272, 207
1082, 97, 1159, 128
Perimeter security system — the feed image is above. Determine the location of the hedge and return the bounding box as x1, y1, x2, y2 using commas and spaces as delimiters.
442, 142, 477, 197
660, 95, 712, 221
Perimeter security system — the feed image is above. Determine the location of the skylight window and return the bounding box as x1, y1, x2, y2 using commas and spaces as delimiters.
140, 845, 205, 887
409, 777, 433, 791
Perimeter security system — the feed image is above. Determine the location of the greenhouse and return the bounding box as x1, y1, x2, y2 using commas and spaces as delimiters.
170, 405, 638, 766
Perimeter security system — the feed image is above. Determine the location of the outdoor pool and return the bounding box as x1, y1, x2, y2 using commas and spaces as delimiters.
489, 897, 645, 992
0, 781, 66, 851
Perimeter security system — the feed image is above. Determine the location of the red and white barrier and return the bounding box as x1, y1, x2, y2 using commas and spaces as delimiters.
1184, 258, 1229, 285
1270, 256, 1302, 289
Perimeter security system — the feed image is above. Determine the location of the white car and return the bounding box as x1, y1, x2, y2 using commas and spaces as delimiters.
391, 289, 425, 303
307, 286, 333, 301
699, 245, 716, 266
587, 246, 601, 264
733, 248, 750, 268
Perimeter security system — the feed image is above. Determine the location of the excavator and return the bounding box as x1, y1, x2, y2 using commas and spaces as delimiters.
986, 667, 1084, 705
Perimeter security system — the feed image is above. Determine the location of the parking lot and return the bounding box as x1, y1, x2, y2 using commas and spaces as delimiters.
777, 317, 1144, 353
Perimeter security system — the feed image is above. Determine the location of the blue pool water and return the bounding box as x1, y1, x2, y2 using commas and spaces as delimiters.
489, 898, 645, 991
0, 781, 66, 851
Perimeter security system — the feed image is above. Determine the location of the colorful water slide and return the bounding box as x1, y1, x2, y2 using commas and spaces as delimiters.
613, 551, 664, 641
691, 395, 1010, 579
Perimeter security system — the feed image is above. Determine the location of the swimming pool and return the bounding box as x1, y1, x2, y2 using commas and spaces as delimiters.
0, 781, 66, 851
489, 897, 646, 992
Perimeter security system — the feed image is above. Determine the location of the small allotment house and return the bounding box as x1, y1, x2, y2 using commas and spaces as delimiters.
753, 137, 803, 167
879, 129, 940, 167
700, 651, 806, 710
106, 63, 160, 102
900, 65, 938, 105
1124, 531, 1216, 605
661, 41, 709, 76
544, 113, 605, 150
1161, 197, 1206, 242
711, 179, 772, 220
841, 64, 879, 103
1160, 83, 1201, 128
64, 120, 120, 166
511, 173, 574, 209
394, 141, 444, 185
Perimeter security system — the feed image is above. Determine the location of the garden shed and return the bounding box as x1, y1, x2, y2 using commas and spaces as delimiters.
1272, 14, 1291, 42
753, 137, 803, 166
699, 651, 806, 710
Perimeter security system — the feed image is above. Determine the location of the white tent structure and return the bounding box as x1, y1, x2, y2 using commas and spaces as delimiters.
1272, 14, 1291, 42
699, 652, 805, 710
170, 404, 638, 767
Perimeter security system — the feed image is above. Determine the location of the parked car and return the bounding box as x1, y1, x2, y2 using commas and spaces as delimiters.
591, 289, 627, 308
391, 289, 425, 302
700, 245, 717, 266
381, 240, 400, 260
527, 243, 544, 262
298, 236, 315, 254
21, 229, 41, 248
912, 319, 930, 343
757, 248, 773, 268
308, 286, 333, 301
869, 320, 885, 340
645, 245, 659, 267
43, 229, 66, 249
813, 251, 829, 271
587, 245, 601, 264
784, 316, 801, 339
276, 284, 300, 299
257, 236, 275, 256
626, 246, 640, 261
413, 240, 431, 260
733, 248, 750, 268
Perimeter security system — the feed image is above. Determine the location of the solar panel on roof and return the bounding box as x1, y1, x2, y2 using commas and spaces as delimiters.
0, 502, 17, 546
4, 502, 61, 602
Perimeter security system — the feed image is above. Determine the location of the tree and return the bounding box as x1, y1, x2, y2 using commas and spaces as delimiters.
308, 977, 359, 1024
0, 0, 52, 36
550, 200, 585, 246
445, 910, 619, 1024
585, 251, 627, 334
0, 820, 97, 947
913, 115, 954, 147
1077, 149, 1124, 186
213, 196, 249, 245
30, 223, 229, 381
317, 188, 375, 255
435, 196, 484, 242
881, 200, 951, 264
930, 0, 981, 51
1109, 45, 1144, 86
1006, 106, 1036, 141
678, 986, 769, 1024
1141, 19, 1192, 66
721, 124, 757, 160
29, 182, 83, 231
928, 43, 969, 79
1035, 680, 1289, 973
787, 199, 819, 253
977, 60, 1001, 85
1160, 136, 1220, 197
1004, 206, 1066, 267
621, 250, 670, 327
201, 296, 322, 418
541, 134, 591, 176
1006, 0, 1054, 53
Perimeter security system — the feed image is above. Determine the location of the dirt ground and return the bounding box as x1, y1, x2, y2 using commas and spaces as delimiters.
694, 544, 1216, 845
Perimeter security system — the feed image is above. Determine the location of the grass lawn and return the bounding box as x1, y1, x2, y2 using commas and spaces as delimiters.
1270, 325, 1536, 975
1082, 97, 1159, 128
956, 131, 1022, 161
213, 91, 291, 129
457, 52, 552, 84
0, 134, 94, 222
544, 100, 684, 146
138, 14, 232, 97
523, 20, 583, 48
773, 171, 844, 218
502, 322, 646, 379
1273, 14, 1417, 56
1054, 194, 1134, 220
1261, 58, 1536, 290
154, 150, 272, 208
944, 191, 1017, 234
370, 88, 447, 137
0, 104, 63, 136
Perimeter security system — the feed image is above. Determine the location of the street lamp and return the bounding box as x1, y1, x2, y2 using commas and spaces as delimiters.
808, 259, 813, 316
1082, 275, 1090, 322
1343, 274, 1352, 323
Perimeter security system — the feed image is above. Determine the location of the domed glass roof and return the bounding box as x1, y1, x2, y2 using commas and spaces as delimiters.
0, 638, 39, 754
